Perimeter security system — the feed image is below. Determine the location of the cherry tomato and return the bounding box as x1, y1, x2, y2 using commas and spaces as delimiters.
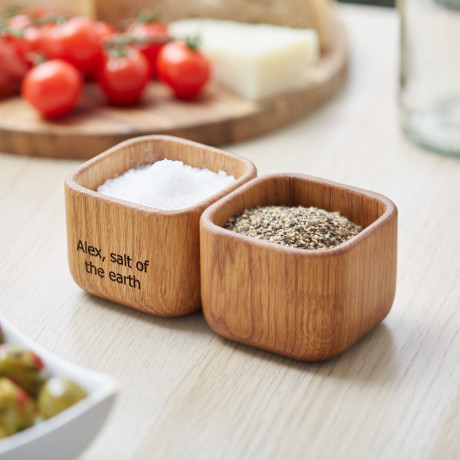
126, 21, 169, 78
3, 14, 48, 63
93, 21, 118, 42
6, 14, 33, 30
157, 39, 210, 100
97, 47, 150, 106
4, 26, 43, 63
21, 59, 82, 117
0, 38, 29, 98
82, 21, 119, 81
40, 17, 101, 74
5, 7, 46, 30
7, 7, 46, 21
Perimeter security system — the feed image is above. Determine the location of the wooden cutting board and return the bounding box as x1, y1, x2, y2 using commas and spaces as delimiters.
0, 17, 347, 159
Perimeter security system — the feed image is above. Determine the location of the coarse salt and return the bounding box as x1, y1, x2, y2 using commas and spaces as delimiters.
97, 159, 235, 210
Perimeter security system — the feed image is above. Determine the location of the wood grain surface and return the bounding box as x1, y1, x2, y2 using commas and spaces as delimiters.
0, 5, 459, 460
200, 173, 397, 360
0, 15, 347, 159
65, 135, 256, 316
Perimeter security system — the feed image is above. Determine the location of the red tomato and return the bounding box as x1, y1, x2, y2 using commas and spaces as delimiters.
3, 14, 47, 63
8, 7, 46, 22
157, 40, 210, 100
7, 14, 33, 30
0, 38, 29, 98
41, 17, 101, 73
93, 21, 118, 42
0, 72, 21, 99
126, 21, 169, 78
82, 21, 118, 81
5, 26, 43, 62
21, 59, 82, 117
97, 48, 150, 106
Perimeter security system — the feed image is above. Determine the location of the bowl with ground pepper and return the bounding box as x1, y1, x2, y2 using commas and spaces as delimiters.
65, 135, 256, 317
200, 173, 398, 361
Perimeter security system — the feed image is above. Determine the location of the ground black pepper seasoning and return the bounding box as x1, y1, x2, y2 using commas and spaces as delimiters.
225, 205, 362, 250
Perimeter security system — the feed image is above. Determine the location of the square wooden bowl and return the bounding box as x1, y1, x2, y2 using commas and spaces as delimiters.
200, 173, 398, 361
65, 135, 257, 316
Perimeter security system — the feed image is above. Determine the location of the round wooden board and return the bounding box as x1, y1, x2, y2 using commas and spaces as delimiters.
0, 17, 347, 159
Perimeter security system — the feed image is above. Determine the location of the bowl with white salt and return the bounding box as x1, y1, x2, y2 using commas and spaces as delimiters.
65, 135, 256, 316
200, 173, 398, 361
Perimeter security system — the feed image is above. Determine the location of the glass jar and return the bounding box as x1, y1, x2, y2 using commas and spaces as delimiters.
399, 0, 460, 155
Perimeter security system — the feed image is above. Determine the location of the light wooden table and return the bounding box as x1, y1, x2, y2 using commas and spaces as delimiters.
1, 4, 459, 459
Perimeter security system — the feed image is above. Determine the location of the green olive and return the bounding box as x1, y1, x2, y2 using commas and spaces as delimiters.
0, 344, 44, 397
0, 377, 36, 436
37, 377, 87, 419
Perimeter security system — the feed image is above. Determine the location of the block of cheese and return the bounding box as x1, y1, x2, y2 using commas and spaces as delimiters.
170, 19, 319, 100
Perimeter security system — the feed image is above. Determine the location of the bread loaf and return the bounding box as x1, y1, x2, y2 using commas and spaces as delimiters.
0, 0, 94, 17
95, 0, 334, 51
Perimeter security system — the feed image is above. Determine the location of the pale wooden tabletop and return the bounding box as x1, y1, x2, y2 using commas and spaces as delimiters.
1, 4, 459, 460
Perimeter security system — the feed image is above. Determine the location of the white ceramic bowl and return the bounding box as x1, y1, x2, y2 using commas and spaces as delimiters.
0, 314, 117, 460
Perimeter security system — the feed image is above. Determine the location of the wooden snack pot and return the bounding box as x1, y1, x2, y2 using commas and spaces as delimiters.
65, 135, 256, 316
200, 174, 398, 361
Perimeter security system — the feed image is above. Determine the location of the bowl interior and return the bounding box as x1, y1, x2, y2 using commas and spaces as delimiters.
208, 174, 390, 231
0, 317, 115, 394
0, 314, 116, 456
73, 135, 254, 192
